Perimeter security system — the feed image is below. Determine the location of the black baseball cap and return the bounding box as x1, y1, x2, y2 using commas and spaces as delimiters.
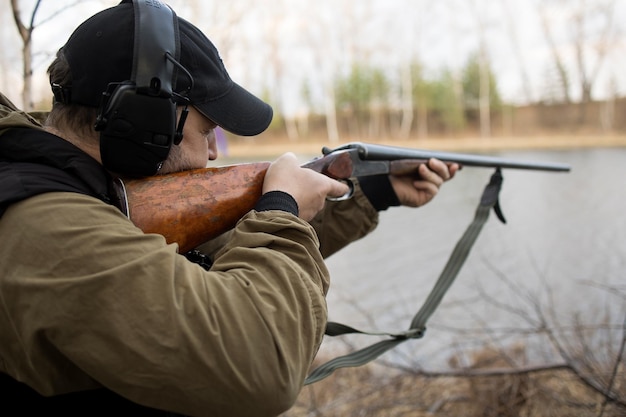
59, 0, 272, 136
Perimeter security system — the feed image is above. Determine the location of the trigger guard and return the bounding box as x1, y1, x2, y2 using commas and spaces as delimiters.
326, 179, 354, 202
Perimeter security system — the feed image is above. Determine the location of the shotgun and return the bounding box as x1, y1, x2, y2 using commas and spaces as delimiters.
112, 142, 571, 253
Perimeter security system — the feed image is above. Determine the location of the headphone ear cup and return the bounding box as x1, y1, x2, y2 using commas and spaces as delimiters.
98, 83, 176, 177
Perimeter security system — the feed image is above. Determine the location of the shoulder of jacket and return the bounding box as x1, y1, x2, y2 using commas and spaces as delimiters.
0, 92, 46, 131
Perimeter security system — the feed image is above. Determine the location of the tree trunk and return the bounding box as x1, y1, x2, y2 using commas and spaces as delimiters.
11, 0, 38, 111
21, 37, 32, 111
478, 47, 491, 138
399, 63, 414, 139
539, 4, 571, 103
324, 82, 339, 143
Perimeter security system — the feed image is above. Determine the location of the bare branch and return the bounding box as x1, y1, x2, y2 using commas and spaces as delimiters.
35, 0, 86, 28
537, 0, 571, 103
28, 0, 42, 34
499, 0, 533, 103
10, 0, 30, 41
598, 313, 626, 416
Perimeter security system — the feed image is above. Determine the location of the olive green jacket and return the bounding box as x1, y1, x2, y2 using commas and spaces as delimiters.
0, 93, 378, 416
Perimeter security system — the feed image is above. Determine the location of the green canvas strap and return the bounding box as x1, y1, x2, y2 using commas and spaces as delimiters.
305, 168, 506, 385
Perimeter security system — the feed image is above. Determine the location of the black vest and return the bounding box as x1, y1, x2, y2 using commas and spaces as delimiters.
0, 128, 185, 415
0, 127, 112, 216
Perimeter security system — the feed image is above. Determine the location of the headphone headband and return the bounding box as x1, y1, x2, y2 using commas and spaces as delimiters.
97, 0, 182, 177
132, 0, 177, 94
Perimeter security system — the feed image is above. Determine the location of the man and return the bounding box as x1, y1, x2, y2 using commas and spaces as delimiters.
0, 1, 457, 416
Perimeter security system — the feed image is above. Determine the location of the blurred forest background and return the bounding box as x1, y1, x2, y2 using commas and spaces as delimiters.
3, 0, 626, 146
3, 1, 625, 416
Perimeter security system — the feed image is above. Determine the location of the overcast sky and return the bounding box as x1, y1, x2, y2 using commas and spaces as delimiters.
2, 0, 625, 114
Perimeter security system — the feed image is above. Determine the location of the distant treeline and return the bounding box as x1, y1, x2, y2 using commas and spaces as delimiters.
264, 59, 623, 140
268, 97, 624, 140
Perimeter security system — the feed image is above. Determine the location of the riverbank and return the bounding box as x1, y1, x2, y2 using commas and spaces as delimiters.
223, 133, 626, 159
275, 141, 626, 415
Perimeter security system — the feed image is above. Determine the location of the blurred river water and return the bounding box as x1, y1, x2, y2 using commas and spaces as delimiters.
317, 146, 626, 371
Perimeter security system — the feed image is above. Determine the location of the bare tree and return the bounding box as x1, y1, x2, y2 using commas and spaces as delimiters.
500, 0, 534, 103
10, 0, 42, 111
258, 0, 302, 141
537, 1, 572, 104
571, 0, 617, 104
9, 0, 88, 111
398, 61, 414, 139
298, 0, 345, 143
397, 0, 434, 140
1, 6, 16, 94
469, 0, 492, 138
537, 0, 618, 109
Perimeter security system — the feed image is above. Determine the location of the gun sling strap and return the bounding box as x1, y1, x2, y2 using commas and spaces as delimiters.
305, 168, 506, 385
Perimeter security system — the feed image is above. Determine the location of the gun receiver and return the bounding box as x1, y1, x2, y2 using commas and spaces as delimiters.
114, 142, 570, 253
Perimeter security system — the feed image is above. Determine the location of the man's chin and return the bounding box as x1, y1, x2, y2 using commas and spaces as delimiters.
157, 155, 200, 175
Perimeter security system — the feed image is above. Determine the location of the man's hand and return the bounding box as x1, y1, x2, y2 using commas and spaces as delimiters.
264, 153, 350, 221
390, 158, 460, 207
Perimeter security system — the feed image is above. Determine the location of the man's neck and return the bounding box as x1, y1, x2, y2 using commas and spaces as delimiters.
44, 126, 102, 164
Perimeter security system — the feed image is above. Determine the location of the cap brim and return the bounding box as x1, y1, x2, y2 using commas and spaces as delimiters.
194, 82, 273, 137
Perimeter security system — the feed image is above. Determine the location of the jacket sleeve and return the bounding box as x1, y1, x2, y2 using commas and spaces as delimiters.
0, 192, 328, 417
197, 179, 381, 261
309, 178, 380, 258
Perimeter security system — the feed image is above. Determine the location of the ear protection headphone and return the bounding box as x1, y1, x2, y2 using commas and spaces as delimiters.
95, 0, 188, 177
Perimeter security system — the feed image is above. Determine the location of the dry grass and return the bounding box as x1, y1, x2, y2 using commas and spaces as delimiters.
282, 347, 626, 417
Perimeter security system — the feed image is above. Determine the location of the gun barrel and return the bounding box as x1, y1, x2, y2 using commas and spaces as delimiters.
337, 142, 571, 172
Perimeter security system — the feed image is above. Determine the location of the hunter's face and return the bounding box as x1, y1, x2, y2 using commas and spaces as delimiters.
159, 106, 218, 174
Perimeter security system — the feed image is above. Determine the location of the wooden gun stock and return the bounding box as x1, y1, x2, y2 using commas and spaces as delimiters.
112, 151, 357, 253
114, 162, 270, 253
